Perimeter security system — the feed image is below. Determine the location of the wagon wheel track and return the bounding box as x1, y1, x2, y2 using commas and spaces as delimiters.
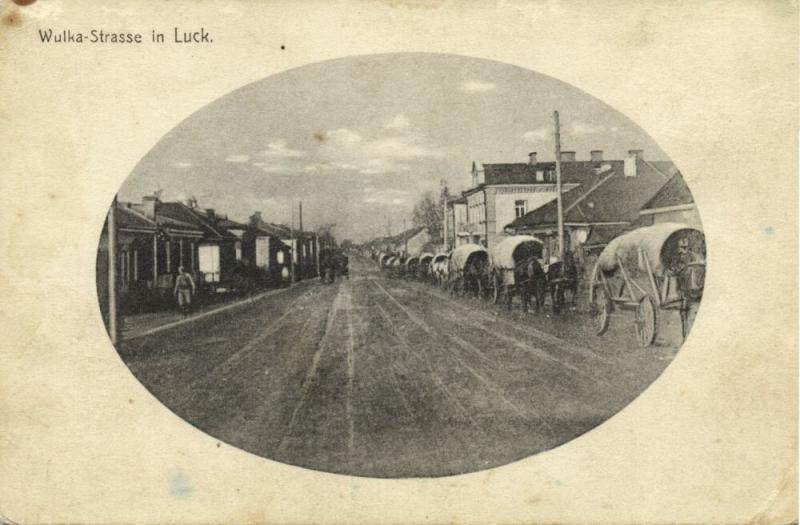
167, 287, 321, 412
372, 301, 481, 430
415, 283, 641, 383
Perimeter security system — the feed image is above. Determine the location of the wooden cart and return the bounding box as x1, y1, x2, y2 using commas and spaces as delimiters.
447, 244, 489, 296
589, 223, 706, 346
488, 236, 545, 308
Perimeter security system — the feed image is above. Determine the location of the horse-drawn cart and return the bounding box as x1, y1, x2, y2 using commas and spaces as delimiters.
589, 223, 705, 346
417, 252, 434, 280
488, 236, 545, 310
404, 256, 420, 279
431, 253, 450, 288
447, 244, 489, 296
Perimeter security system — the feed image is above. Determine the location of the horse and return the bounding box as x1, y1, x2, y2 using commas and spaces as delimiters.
520, 258, 547, 312
463, 253, 490, 298
547, 252, 579, 313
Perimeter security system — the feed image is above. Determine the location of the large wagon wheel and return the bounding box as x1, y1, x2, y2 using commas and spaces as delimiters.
591, 286, 611, 335
491, 273, 502, 304
634, 295, 657, 347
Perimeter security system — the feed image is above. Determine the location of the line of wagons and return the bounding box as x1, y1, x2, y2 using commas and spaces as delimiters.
370, 222, 705, 347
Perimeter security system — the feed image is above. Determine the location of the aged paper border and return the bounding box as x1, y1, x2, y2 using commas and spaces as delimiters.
0, 0, 796, 523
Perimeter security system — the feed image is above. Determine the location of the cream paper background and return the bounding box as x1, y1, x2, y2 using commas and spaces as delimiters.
0, 0, 796, 523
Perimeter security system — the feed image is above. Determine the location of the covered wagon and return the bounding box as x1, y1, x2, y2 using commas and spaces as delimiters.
431, 253, 451, 288
489, 235, 545, 310
417, 252, 435, 280
382, 255, 396, 272
589, 222, 705, 346
404, 256, 420, 279
447, 244, 490, 296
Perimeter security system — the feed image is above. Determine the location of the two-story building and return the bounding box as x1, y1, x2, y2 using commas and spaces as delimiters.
506, 150, 678, 264
460, 151, 592, 249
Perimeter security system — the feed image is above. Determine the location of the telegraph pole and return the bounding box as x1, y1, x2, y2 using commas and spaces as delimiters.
441, 179, 449, 252
553, 111, 565, 259
403, 218, 408, 254
290, 199, 296, 283
107, 197, 119, 345
298, 201, 304, 279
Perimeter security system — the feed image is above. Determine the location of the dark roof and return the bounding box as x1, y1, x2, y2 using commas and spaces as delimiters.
117, 205, 157, 231
389, 226, 427, 244
477, 161, 617, 187
249, 216, 316, 240
448, 194, 467, 204
157, 202, 237, 240
508, 159, 673, 229
216, 218, 249, 230
641, 172, 693, 210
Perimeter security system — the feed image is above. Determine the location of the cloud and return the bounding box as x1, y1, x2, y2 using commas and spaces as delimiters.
522, 126, 550, 143
247, 139, 307, 174
260, 139, 307, 159
460, 80, 496, 93
362, 188, 410, 206
174, 162, 192, 168
569, 121, 605, 137
311, 127, 443, 175
252, 162, 299, 174
385, 114, 410, 130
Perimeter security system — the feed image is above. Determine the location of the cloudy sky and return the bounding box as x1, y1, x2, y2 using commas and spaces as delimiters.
119, 53, 668, 242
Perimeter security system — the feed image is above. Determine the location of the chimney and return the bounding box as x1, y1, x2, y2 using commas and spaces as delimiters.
141, 194, 160, 219
206, 208, 215, 220
624, 150, 640, 177
560, 151, 576, 162
590, 150, 603, 162
528, 151, 537, 164
627, 149, 644, 160
251, 211, 263, 225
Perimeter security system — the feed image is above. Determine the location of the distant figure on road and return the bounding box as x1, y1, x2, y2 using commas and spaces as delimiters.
173, 266, 196, 317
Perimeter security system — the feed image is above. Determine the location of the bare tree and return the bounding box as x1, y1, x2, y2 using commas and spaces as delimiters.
412, 191, 444, 243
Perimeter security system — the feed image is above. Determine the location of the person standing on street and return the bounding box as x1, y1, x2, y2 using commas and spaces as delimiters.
173, 266, 196, 317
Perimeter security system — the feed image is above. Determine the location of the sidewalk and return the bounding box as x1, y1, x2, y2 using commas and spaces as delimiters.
120, 280, 316, 340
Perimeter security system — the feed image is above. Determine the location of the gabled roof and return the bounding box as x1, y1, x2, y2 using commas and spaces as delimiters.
216, 217, 249, 231
388, 226, 428, 244
249, 216, 316, 240
641, 172, 694, 211
157, 202, 237, 240
508, 160, 674, 230
448, 194, 467, 204
117, 205, 157, 232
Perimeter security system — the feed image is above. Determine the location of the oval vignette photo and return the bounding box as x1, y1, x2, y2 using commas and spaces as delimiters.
95, 54, 706, 478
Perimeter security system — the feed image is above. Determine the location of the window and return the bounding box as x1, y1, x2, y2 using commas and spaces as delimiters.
235, 241, 242, 262
276, 250, 285, 264
198, 244, 220, 282
255, 237, 270, 268
515, 200, 528, 218
536, 170, 544, 182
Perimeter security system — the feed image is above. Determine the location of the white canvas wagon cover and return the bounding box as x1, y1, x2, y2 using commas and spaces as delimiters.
597, 222, 705, 276
449, 244, 488, 271
419, 252, 434, 264
490, 235, 544, 270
